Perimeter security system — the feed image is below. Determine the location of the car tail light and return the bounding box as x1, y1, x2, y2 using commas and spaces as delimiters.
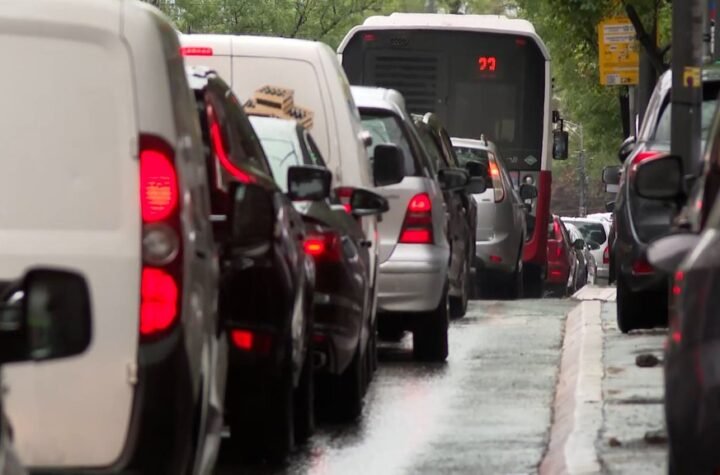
304, 231, 342, 262
180, 46, 213, 56
631, 257, 654, 275
488, 159, 505, 202
207, 104, 255, 184
550, 269, 563, 278
629, 150, 664, 177
490, 255, 502, 263
230, 329, 273, 355
139, 135, 182, 339
335, 187, 354, 213
603, 246, 610, 264
399, 193, 433, 244
669, 271, 684, 346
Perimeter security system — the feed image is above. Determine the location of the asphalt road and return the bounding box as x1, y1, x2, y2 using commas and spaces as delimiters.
216, 298, 576, 475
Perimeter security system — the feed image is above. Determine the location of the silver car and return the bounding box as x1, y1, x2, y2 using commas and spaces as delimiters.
352, 86, 471, 362
451, 138, 530, 299
563, 217, 611, 281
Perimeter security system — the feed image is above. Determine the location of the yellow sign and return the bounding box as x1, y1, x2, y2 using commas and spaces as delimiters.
683, 67, 702, 88
598, 17, 639, 86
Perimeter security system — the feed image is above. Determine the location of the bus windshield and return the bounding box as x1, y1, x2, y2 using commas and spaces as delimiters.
342, 29, 546, 171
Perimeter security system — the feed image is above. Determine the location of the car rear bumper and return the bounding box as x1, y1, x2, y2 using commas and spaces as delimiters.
474, 232, 517, 274
377, 244, 449, 313
596, 264, 610, 279
546, 262, 569, 285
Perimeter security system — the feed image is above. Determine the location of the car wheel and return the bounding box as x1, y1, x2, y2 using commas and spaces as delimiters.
506, 255, 524, 300
449, 262, 470, 318
616, 274, 644, 333
413, 284, 449, 362
293, 341, 315, 444
378, 318, 405, 342
523, 265, 544, 298
325, 344, 365, 422
366, 317, 378, 376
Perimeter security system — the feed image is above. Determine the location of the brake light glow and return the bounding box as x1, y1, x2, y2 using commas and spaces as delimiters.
488, 159, 505, 202
207, 105, 254, 184
140, 268, 178, 336
140, 149, 178, 223
399, 193, 433, 244
550, 269, 563, 278
673, 270, 684, 296
603, 246, 610, 264
631, 258, 654, 275
231, 330, 253, 350
490, 255, 502, 263
304, 232, 342, 261
335, 187, 354, 213
180, 46, 213, 56
363, 33, 377, 42
629, 150, 664, 176
230, 329, 272, 354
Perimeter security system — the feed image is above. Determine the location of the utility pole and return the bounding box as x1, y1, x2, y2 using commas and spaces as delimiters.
565, 120, 586, 216
671, 0, 704, 174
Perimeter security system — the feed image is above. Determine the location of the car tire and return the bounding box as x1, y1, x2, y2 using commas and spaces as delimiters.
413, 285, 449, 362
449, 262, 470, 318
523, 265, 544, 298
326, 344, 365, 422
378, 318, 405, 342
506, 255, 524, 300
293, 342, 315, 444
616, 274, 644, 333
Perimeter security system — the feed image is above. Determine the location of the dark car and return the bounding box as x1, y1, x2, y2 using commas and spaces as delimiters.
636, 80, 720, 473
188, 67, 318, 460
413, 113, 480, 315
248, 115, 389, 421
604, 66, 720, 333
546, 215, 578, 297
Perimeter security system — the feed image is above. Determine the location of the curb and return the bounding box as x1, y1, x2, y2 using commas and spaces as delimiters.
540, 299, 604, 475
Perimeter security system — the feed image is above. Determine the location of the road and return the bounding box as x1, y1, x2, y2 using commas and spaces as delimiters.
216, 289, 668, 475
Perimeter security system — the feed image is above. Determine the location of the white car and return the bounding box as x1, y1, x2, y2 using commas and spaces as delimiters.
0, 1, 226, 473
563, 217, 611, 281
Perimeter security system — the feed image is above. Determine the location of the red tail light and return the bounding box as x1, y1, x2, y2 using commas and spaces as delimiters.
603, 246, 610, 264
629, 150, 664, 177
399, 193, 433, 244
335, 187, 354, 213
488, 159, 505, 202
180, 46, 213, 56
555, 243, 562, 258
230, 329, 273, 355
303, 232, 342, 262
207, 104, 254, 184
139, 135, 182, 339
631, 258, 654, 275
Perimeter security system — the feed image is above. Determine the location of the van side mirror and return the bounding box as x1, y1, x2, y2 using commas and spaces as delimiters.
618, 136, 636, 163
553, 130, 569, 160
438, 168, 469, 191
0, 269, 92, 364
647, 233, 701, 274
287, 165, 331, 202
634, 154, 684, 200
519, 184, 538, 200
602, 166, 621, 186
605, 201, 615, 213
373, 144, 406, 187
350, 188, 389, 217
228, 182, 275, 248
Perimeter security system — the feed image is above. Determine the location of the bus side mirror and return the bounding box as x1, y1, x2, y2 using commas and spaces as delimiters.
553, 130, 569, 160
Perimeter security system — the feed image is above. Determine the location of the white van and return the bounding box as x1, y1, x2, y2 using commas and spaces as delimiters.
179, 34, 381, 292
0, 1, 226, 473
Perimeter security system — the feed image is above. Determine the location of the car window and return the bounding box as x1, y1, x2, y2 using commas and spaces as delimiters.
454, 146, 490, 168
416, 125, 445, 173
223, 89, 273, 177
360, 111, 418, 175
568, 221, 607, 245
653, 83, 720, 144
303, 131, 328, 168
251, 125, 303, 193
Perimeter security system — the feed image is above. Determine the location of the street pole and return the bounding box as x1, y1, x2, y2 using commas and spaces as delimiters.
565, 120, 586, 216
671, 0, 704, 174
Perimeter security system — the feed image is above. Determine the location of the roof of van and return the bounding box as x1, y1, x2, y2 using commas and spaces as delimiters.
179, 33, 334, 59
0, 0, 121, 32
338, 13, 549, 60
350, 86, 407, 116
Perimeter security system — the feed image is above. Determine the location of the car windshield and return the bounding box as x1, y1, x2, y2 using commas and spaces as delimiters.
360, 112, 418, 175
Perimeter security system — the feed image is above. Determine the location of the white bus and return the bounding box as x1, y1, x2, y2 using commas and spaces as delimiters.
338, 13, 560, 295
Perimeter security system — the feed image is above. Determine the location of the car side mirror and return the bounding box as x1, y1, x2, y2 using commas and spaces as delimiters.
573, 239, 585, 251
605, 201, 615, 213
350, 188, 389, 217
438, 168, 469, 191
634, 154, 684, 200
553, 130, 569, 160
465, 160, 488, 178
618, 136, 636, 163
228, 182, 275, 248
466, 176, 487, 194
647, 233, 701, 274
519, 184, 538, 200
373, 144, 406, 187
602, 166, 621, 186
287, 165, 331, 202
587, 240, 601, 251
0, 268, 92, 364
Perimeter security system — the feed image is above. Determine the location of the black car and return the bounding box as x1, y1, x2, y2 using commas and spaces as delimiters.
248, 115, 390, 421
604, 66, 720, 332
188, 67, 318, 460
413, 113, 481, 316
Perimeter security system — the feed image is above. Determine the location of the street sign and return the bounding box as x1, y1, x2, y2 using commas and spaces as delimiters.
598, 17, 640, 86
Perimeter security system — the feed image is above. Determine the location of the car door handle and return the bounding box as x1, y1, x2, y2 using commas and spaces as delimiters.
360, 240, 372, 248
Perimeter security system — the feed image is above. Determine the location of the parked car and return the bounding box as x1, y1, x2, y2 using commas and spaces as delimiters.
637, 85, 720, 473
452, 137, 532, 299
352, 86, 474, 361
564, 222, 593, 289
0, 269, 93, 475
188, 68, 317, 459
546, 215, 578, 296
603, 65, 720, 332
0, 3, 226, 473
413, 114, 480, 315
179, 34, 381, 316
248, 115, 390, 421
563, 217, 610, 281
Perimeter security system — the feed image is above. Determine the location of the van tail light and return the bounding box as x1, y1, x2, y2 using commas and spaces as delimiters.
139, 134, 182, 339
180, 46, 214, 56
304, 231, 342, 262
631, 257, 654, 275
335, 187, 354, 213
488, 159, 505, 202
399, 193, 433, 244
603, 246, 610, 264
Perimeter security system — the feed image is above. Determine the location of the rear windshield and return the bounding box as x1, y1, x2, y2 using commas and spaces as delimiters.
360, 111, 418, 175
453, 146, 492, 180
568, 221, 607, 245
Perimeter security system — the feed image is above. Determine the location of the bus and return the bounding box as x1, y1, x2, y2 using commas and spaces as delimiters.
338, 13, 561, 296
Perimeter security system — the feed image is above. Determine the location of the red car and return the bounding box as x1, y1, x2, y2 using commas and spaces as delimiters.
546, 215, 577, 296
